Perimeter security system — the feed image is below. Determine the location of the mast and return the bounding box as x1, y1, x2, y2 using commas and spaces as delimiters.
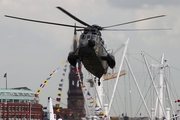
107, 39, 129, 116
158, 54, 165, 119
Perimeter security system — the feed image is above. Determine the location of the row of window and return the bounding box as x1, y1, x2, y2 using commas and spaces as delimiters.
2, 114, 42, 119
1, 106, 42, 112
0, 99, 38, 104
0, 92, 34, 97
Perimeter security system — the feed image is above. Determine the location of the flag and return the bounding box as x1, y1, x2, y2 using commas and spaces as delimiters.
36, 89, 41, 94
95, 104, 99, 107
41, 84, 45, 88
99, 111, 104, 115
4, 73, 7, 78
90, 100, 95, 103
87, 92, 91, 96
56, 104, 60, 107
53, 70, 57, 73
56, 108, 60, 112
87, 97, 93, 100
40, 84, 43, 87
56, 98, 61, 102
58, 88, 62, 91
59, 84, 63, 87
95, 107, 102, 111
50, 73, 54, 77
175, 99, 180, 103
56, 67, 60, 70
35, 94, 39, 97
43, 80, 48, 84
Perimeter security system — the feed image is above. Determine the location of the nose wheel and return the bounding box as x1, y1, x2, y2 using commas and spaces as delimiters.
98, 80, 101, 86
98, 79, 101, 86
94, 77, 101, 86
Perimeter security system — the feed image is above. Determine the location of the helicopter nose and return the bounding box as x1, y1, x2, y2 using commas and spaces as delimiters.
88, 40, 95, 47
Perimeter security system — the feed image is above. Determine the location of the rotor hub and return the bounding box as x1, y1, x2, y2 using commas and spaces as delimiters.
92, 24, 103, 30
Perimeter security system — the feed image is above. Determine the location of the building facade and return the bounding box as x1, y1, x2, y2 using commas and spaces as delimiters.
0, 87, 43, 119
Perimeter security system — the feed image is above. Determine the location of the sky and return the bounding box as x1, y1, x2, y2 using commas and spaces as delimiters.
1, 0, 180, 117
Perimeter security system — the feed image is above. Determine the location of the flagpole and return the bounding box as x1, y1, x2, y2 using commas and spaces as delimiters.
6, 75, 7, 89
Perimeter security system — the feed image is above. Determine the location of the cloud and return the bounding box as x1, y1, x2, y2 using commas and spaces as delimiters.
107, 0, 180, 9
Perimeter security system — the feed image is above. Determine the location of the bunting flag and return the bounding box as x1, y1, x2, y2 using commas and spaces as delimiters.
36, 89, 41, 94
43, 80, 48, 84
59, 84, 63, 87
34, 65, 62, 97
56, 98, 61, 102
50, 73, 54, 77
175, 99, 180, 103
25, 61, 66, 115
56, 104, 60, 107
58, 88, 62, 91
56, 108, 60, 112
4, 73, 7, 78
55, 61, 68, 113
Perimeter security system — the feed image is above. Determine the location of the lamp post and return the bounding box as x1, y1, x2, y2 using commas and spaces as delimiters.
29, 101, 31, 120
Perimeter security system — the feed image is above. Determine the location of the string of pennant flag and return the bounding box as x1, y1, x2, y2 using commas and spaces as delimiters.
26, 60, 106, 117
75, 66, 105, 117
35, 65, 61, 97
55, 61, 68, 112
34, 61, 68, 98
24, 61, 67, 116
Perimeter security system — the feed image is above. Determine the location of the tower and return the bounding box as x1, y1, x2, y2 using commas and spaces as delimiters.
67, 25, 85, 117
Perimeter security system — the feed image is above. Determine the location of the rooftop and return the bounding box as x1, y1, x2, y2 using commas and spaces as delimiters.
0, 87, 39, 103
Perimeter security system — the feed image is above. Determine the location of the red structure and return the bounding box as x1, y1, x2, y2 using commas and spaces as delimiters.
0, 103, 43, 119
0, 87, 43, 120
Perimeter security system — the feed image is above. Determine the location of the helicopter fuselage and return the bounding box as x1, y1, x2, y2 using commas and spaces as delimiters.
68, 29, 115, 78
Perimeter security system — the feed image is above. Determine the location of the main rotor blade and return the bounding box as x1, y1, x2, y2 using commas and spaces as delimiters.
56, 6, 91, 27
5, 15, 85, 28
102, 15, 166, 29
102, 28, 172, 31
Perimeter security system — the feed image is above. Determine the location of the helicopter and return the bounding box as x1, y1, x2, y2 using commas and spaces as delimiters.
5, 6, 169, 80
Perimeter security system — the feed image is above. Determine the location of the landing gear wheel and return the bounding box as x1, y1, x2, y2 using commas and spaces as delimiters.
98, 79, 101, 86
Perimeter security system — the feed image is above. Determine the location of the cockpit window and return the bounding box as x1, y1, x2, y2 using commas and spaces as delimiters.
87, 34, 91, 40
81, 34, 86, 39
92, 35, 97, 40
